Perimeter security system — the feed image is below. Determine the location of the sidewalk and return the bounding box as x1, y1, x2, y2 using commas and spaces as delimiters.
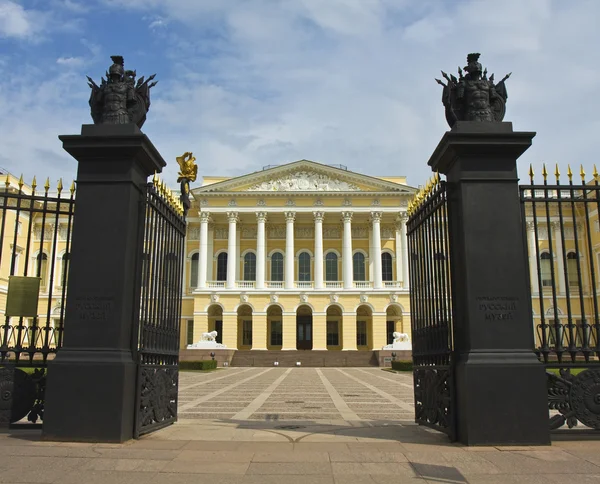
1, 419, 599, 483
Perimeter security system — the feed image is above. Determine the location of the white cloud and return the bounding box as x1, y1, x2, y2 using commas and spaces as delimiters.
0, 0, 34, 38
56, 56, 85, 66
5, 0, 600, 190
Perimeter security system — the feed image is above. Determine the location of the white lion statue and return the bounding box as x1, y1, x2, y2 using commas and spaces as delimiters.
393, 332, 410, 343
201, 331, 218, 342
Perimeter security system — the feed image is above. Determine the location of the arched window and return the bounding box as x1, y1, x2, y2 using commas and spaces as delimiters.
326, 252, 338, 281
244, 252, 257, 281
353, 252, 366, 281
382, 252, 393, 281
540, 252, 552, 287
36, 253, 48, 286
298, 252, 311, 281
190, 253, 199, 288
271, 252, 284, 281
567, 252, 579, 287
216, 253, 228, 281
61, 253, 70, 287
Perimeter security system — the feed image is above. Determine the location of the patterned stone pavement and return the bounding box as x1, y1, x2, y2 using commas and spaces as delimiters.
3, 368, 600, 483
178, 367, 415, 422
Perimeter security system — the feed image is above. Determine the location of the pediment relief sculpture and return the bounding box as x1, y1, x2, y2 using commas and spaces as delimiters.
247, 171, 361, 192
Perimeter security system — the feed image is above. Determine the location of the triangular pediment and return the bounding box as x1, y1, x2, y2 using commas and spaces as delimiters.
193, 160, 416, 194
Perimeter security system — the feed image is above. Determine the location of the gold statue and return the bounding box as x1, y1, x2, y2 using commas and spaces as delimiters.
176, 152, 198, 183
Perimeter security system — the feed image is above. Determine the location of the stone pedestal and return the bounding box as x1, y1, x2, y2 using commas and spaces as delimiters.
42, 124, 165, 442
428, 122, 550, 446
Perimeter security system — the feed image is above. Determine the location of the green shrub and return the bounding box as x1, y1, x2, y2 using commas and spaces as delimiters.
180, 360, 217, 371
391, 360, 413, 372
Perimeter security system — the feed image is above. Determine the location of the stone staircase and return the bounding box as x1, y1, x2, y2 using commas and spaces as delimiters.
229, 350, 380, 367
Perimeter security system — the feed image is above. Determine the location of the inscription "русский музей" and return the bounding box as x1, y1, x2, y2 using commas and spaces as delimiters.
476, 296, 518, 321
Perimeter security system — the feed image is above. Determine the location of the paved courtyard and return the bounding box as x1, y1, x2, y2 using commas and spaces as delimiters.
179, 367, 415, 422
2, 367, 600, 483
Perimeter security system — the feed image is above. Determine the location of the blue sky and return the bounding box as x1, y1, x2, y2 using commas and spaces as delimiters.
1, 0, 599, 190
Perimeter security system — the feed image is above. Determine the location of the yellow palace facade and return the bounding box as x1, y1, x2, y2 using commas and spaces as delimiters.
180, 160, 416, 354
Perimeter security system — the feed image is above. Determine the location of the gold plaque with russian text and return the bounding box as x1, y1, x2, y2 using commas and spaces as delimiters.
5, 276, 41, 317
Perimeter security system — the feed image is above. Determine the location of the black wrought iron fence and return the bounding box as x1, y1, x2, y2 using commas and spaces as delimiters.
0, 175, 75, 427
520, 164, 600, 431
407, 174, 455, 439
133, 175, 186, 438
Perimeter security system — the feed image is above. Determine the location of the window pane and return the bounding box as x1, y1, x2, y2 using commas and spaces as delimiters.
271, 253, 284, 281
186, 320, 194, 345
190, 253, 199, 288
357, 321, 367, 346
244, 252, 257, 281
61, 253, 70, 287
299, 252, 311, 281
326, 253, 338, 281
382, 253, 393, 281
270, 321, 282, 346
327, 321, 339, 346
217, 253, 228, 281
386, 321, 395, 345
567, 252, 579, 286
353, 253, 365, 281
243, 320, 253, 346
540, 253, 552, 287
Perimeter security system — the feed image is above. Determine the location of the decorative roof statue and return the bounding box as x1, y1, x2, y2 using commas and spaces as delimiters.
436, 53, 511, 127
176, 152, 198, 217
87, 55, 157, 128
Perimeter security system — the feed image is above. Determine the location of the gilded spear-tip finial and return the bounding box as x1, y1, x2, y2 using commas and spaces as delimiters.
542, 164, 548, 182
594, 165, 599, 182
44, 177, 50, 193
580, 165, 586, 182
57, 178, 63, 194
528, 164, 534, 183
554, 164, 560, 182
152, 171, 158, 187
4, 174, 9, 188
18, 174, 24, 190
70, 180, 75, 196
31, 176, 37, 192
567, 164, 573, 182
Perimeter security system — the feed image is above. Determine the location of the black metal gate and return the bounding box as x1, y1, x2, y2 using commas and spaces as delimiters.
0, 175, 75, 428
520, 165, 600, 432
133, 176, 186, 438
407, 175, 456, 439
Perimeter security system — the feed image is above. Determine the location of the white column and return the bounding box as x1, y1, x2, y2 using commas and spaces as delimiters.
395, 215, 402, 286
285, 211, 295, 289
235, 223, 241, 281
526, 222, 539, 294
400, 213, 409, 289
368, 225, 374, 282
342, 211, 353, 289
207, 224, 214, 281
552, 221, 566, 294
372, 212, 383, 289
226, 212, 238, 289
314, 212, 324, 289
256, 212, 267, 289
198, 211, 210, 288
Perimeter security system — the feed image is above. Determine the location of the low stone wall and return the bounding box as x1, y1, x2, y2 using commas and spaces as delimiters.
377, 350, 413, 367
179, 349, 236, 367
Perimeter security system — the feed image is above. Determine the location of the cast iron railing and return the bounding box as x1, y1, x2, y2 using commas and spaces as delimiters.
133, 177, 186, 438
0, 176, 75, 427
407, 175, 455, 439
520, 164, 600, 431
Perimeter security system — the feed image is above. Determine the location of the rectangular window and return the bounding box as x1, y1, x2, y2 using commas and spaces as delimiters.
270, 320, 282, 346
243, 320, 253, 346
326, 255, 338, 281
215, 320, 223, 344
186, 320, 194, 345
270, 321, 282, 346
356, 321, 367, 346
298, 253, 311, 281
327, 320, 339, 346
